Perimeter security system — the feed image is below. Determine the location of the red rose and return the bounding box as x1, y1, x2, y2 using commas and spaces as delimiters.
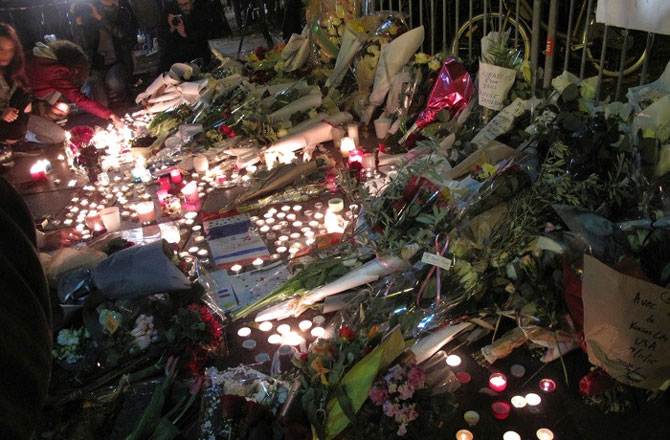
255, 46, 267, 58
243, 400, 272, 427
579, 368, 617, 396
299, 352, 308, 362
338, 326, 356, 341
221, 394, 247, 420
184, 345, 208, 376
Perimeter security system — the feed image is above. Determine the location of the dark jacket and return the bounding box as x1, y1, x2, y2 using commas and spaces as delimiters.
72, 1, 136, 75
0, 175, 51, 440
26, 56, 113, 120
157, 0, 211, 72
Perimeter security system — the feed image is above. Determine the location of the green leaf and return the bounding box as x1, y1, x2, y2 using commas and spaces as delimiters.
334, 386, 357, 424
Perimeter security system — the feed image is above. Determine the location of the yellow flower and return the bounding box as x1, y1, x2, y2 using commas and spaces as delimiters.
414, 52, 430, 64
311, 356, 330, 385
428, 59, 441, 71
350, 22, 365, 34
249, 53, 259, 62
482, 163, 497, 176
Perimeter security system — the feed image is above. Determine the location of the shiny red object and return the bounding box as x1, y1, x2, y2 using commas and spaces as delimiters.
491, 401, 511, 420
414, 57, 474, 131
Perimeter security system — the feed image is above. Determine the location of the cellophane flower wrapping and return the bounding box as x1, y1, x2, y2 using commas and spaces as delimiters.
198, 366, 289, 440
414, 57, 474, 131
307, 0, 359, 63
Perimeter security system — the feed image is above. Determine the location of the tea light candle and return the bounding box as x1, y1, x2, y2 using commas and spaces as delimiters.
286, 213, 297, 221
510, 396, 527, 408
491, 401, 511, 420
237, 327, 252, 337
292, 205, 302, 212
121, 210, 131, 218
281, 205, 291, 212
314, 212, 324, 221
268, 208, 278, 215
298, 320, 313, 331
272, 224, 282, 231
188, 246, 199, 255
525, 393, 542, 406
260, 225, 270, 234
277, 212, 286, 220
283, 332, 304, 346
311, 326, 325, 338
263, 212, 273, 219
268, 334, 282, 344
536, 428, 554, 440
277, 324, 291, 335
455, 429, 473, 440
197, 249, 208, 257
252, 258, 264, 267
348, 148, 364, 165
255, 219, 265, 226
463, 410, 479, 426
488, 373, 507, 392
278, 235, 289, 243
503, 431, 521, 440
308, 220, 319, 228
313, 315, 326, 325
266, 218, 276, 225
539, 378, 556, 392
446, 354, 462, 367
259, 321, 273, 332
242, 339, 257, 350
277, 246, 287, 254
328, 198, 344, 213
292, 220, 303, 228
289, 232, 301, 239
30, 161, 47, 181
231, 264, 242, 274
304, 209, 314, 218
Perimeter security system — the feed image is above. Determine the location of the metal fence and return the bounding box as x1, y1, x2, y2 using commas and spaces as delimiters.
370, 0, 660, 101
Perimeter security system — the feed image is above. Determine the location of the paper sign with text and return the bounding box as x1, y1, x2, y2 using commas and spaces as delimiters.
421, 252, 452, 270
596, 0, 670, 36
478, 62, 517, 110
583, 255, 670, 389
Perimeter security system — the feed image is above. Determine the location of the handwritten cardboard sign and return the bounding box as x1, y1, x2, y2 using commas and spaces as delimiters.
471, 97, 531, 148
478, 62, 517, 110
583, 255, 670, 389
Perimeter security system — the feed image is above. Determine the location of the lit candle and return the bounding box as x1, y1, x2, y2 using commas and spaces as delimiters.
286, 213, 297, 221
170, 168, 182, 184
161, 224, 181, 243
298, 320, 313, 331
491, 401, 511, 420
157, 189, 169, 205
488, 373, 507, 392
30, 161, 47, 181
260, 225, 270, 233
536, 428, 554, 440
340, 136, 355, 157
277, 212, 286, 220
230, 264, 242, 274
283, 331, 304, 346
525, 393, 542, 406
362, 153, 376, 170
268, 334, 282, 344
455, 429, 473, 440
188, 246, 199, 255
237, 327, 252, 337
539, 378, 556, 392
292, 204, 302, 212
181, 182, 201, 212
252, 258, 264, 267
503, 431, 521, 440
281, 205, 291, 212
277, 324, 291, 335
311, 326, 325, 338
510, 395, 527, 408
446, 354, 462, 367
84, 211, 102, 230
136, 201, 155, 224
259, 321, 273, 332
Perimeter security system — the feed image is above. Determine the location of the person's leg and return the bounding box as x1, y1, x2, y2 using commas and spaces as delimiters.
0, 113, 30, 143
26, 115, 66, 144
105, 64, 129, 102
82, 69, 109, 108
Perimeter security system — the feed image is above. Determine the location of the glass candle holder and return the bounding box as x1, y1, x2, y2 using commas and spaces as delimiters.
136, 201, 156, 224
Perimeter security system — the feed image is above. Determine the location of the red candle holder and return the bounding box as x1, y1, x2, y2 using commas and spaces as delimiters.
159, 176, 171, 190
348, 148, 364, 165
539, 378, 556, 392
170, 168, 183, 184
30, 162, 47, 182
489, 372, 508, 392
491, 401, 511, 420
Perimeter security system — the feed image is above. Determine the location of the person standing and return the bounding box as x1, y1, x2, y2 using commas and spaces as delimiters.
72, 0, 136, 106
157, 0, 212, 73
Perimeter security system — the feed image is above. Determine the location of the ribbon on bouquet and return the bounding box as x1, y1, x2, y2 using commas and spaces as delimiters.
416, 235, 451, 310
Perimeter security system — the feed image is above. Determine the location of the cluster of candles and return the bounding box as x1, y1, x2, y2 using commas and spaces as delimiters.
234, 198, 357, 269
236, 315, 328, 361
451, 359, 558, 440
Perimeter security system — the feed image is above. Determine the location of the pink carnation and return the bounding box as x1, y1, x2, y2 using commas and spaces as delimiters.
398, 383, 415, 400
407, 365, 426, 388
369, 383, 389, 406
383, 401, 397, 417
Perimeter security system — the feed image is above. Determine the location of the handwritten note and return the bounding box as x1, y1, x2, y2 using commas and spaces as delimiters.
583, 255, 670, 389
478, 62, 517, 111
471, 97, 530, 148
